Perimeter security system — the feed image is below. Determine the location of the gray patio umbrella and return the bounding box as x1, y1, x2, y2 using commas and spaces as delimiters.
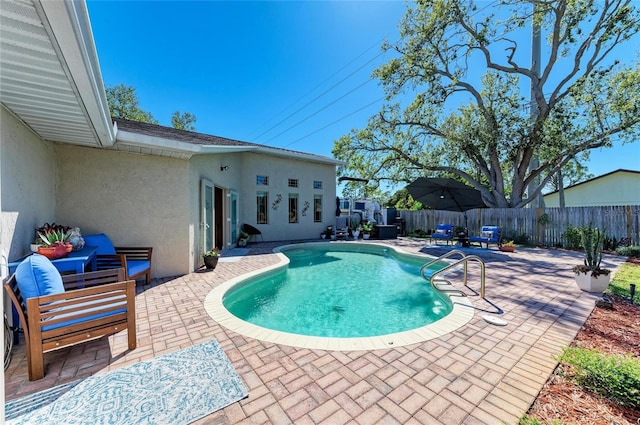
405, 178, 487, 228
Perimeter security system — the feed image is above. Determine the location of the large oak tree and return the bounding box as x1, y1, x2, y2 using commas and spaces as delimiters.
333, 0, 640, 207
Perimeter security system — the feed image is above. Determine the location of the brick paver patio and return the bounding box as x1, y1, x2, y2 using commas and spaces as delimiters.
4, 238, 625, 424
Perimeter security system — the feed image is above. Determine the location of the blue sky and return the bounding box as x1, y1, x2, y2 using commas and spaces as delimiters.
86, 1, 639, 184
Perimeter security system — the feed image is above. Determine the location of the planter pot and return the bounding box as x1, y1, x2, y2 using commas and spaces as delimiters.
38, 243, 71, 260
352, 230, 360, 240
203, 255, 219, 270
574, 272, 611, 293
238, 239, 247, 247
499, 246, 516, 252
362, 233, 371, 240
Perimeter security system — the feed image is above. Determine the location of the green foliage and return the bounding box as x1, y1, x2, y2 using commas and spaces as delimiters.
537, 213, 550, 225
37, 229, 70, 247
203, 247, 220, 257
616, 245, 640, 257
560, 347, 640, 409
410, 229, 429, 238
603, 236, 626, 252
171, 111, 197, 131
361, 222, 374, 233
502, 230, 530, 246
580, 225, 606, 271
518, 416, 566, 425
562, 226, 582, 249
543, 158, 594, 194
106, 84, 158, 124
386, 188, 424, 210
33, 222, 71, 245
332, 1, 640, 209
607, 263, 640, 303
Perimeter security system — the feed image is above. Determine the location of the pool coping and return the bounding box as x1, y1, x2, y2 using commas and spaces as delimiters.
204, 241, 475, 351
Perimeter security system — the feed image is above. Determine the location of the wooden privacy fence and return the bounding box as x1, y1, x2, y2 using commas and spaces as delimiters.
397, 205, 640, 246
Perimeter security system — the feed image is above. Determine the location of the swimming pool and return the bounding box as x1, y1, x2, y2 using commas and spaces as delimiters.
204, 242, 474, 350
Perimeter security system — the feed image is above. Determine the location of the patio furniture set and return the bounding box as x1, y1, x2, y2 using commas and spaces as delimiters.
5, 233, 152, 380
428, 224, 501, 248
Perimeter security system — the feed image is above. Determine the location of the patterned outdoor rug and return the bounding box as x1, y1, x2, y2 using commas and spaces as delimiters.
6, 339, 249, 425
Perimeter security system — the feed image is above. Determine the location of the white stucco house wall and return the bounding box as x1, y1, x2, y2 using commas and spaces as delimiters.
0, 0, 344, 280
543, 169, 640, 207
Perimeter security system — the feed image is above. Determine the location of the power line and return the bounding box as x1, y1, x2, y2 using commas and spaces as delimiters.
281, 96, 385, 148
253, 48, 386, 142
269, 0, 503, 149
249, 37, 386, 139
264, 78, 376, 144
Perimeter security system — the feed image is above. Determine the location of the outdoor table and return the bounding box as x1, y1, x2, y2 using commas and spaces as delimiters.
8, 245, 98, 275
455, 235, 470, 247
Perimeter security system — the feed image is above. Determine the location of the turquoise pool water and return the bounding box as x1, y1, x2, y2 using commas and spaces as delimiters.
222, 244, 453, 338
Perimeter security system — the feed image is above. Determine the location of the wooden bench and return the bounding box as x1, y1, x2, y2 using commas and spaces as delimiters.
4, 268, 136, 380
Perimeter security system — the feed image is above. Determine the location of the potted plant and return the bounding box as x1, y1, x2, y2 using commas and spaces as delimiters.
32, 222, 70, 252
351, 224, 361, 240
237, 231, 249, 247
36, 228, 72, 259
322, 225, 334, 240
203, 247, 220, 269
572, 225, 612, 292
361, 222, 373, 240
499, 240, 516, 252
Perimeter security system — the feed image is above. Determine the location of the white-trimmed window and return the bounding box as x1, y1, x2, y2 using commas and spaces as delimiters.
289, 194, 298, 223
256, 175, 269, 186
313, 195, 322, 223
257, 192, 268, 224
288, 178, 298, 188
313, 180, 322, 190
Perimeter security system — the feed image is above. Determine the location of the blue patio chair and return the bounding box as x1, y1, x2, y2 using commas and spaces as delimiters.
429, 224, 454, 245
83, 233, 153, 285
5, 256, 135, 380
469, 226, 501, 249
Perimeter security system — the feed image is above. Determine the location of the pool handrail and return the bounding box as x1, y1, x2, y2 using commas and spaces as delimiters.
420, 249, 467, 279
420, 251, 487, 299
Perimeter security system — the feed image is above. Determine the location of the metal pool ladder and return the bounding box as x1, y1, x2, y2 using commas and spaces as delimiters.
420, 249, 487, 298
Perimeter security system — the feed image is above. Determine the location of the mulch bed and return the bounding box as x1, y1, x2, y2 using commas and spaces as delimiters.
525, 283, 640, 424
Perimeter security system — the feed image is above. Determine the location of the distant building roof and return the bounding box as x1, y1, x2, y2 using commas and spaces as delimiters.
544, 169, 640, 196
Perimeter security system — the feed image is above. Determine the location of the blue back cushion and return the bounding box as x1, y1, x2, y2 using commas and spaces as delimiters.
481, 226, 499, 240
436, 224, 453, 233
15, 254, 64, 300
83, 233, 116, 255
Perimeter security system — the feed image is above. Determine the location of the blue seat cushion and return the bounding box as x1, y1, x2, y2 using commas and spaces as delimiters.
470, 226, 500, 243
15, 254, 64, 300
83, 233, 116, 255
42, 296, 126, 332
126, 260, 150, 278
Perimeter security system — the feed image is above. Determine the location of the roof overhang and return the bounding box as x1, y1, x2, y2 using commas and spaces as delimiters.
114, 127, 260, 159
0, 0, 115, 147
115, 127, 345, 166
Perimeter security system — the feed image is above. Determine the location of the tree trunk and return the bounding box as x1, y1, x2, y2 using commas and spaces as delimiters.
557, 169, 565, 208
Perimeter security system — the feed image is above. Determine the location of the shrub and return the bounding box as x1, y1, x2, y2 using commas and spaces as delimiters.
503, 230, 530, 246
560, 347, 640, 409
562, 226, 583, 249
410, 229, 428, 238
616, 245, 640, 258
